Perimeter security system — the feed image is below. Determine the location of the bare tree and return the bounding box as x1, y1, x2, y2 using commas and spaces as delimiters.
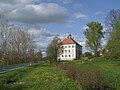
105, 9, 120, 38
0, 17, 37, 65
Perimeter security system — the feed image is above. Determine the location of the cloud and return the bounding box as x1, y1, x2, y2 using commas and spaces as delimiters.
78, 40, 86, 47
82, 26, 89, 30
6, 3, 69, 24
28, 27, 56, 42
74, 13, 88, 19
27, 27, 57, 56
0, 0, 32, 5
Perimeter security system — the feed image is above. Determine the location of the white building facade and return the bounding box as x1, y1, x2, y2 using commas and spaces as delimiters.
59, 35, 82, 60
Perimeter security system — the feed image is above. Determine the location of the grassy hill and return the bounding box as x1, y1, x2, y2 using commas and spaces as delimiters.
64, 59, 120, 90
0, 64, 79, 90
0, 60, 120, 90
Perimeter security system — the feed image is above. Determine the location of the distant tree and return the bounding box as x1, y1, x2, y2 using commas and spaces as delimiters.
46, 36, 62, 63
0, 16, 37, 65
101, 48, 109, 58
83, 22, 104, 57
107, 21, 120, 59
82, 52, 93, 59
37, 49, 43, 63
105, 9, 120, 39
105, 9, 120, 29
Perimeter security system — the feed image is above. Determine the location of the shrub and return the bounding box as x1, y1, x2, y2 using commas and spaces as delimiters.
82, 52, 93, 60
77, 66, 107, 90
57, 63, 110, 90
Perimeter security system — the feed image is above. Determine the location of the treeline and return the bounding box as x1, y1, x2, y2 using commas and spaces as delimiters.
82, 9, 120, 60
0, 18, 37, 65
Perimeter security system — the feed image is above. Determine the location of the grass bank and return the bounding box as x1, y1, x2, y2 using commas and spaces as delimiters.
64, 59, 120, 90
0, 64, 79, 90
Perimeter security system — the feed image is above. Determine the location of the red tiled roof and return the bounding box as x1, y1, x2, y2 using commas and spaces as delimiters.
61, 37, 76, 44
60, 35, 82, 46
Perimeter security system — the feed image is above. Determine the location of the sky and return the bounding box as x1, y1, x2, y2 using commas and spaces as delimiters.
0, 0, 120, 55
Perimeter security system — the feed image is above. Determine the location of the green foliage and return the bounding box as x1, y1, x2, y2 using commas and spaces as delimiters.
0, 64, 79, 90
83, 22, 104, 57
57, 62, 107, 90
64, 59, 120, 90
82, 52, 93, 59
37, 49, 43, 63
107, 21, 120, 59
46, 36, 62, 63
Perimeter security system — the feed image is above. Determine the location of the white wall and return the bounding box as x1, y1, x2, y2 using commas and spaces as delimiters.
59, 44, 76, 60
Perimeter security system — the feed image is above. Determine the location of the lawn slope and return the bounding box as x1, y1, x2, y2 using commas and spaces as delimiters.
0, 64, 79, 90
64, 59, 120, 90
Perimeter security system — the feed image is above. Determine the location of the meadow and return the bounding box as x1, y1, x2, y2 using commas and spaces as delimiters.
64, 59, 120, 90
0, 59, 120, 90
0, 64, 79, 90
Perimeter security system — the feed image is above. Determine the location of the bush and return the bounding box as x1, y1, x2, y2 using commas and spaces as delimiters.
77, 66, 107, 90
57, 62, 110, 90
82, 52, 93, 60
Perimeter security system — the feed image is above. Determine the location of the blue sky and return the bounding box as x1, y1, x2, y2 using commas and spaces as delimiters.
0, 0, 120, 54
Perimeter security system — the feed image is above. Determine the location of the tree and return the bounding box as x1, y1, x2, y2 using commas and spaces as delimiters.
37, 49, 43, 63
83, 22, 104, 57
105, 9, 120, 38
46, 36, 62, 63
105, 9, 120, 29
107, 21, 120, 59
0, 16, 37, 65
82, 52, 93, 59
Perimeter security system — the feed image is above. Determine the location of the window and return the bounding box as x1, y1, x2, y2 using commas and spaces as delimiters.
62, 55, 64, 57
62, 50, 64, 53
69, 50, 70, 52
65, 55, 67, 57
69, 55, 71, 57
65, 46, 67, 48
65, 50, 67, 53
72, 45, 74, 48
68, 46, 70, 48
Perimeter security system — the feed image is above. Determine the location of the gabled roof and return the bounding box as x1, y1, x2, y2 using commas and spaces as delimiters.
60, 34, 82, 47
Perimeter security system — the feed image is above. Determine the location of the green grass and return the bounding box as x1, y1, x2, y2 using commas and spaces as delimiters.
64, 59, 120, 90
0, 64, 79, 90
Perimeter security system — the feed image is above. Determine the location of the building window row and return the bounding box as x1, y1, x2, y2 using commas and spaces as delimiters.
62, 50, 73, 53
62, 55, 71, 57
62, 45, 74, 48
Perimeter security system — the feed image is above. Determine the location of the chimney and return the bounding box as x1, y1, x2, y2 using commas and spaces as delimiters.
67, 34, 72, 38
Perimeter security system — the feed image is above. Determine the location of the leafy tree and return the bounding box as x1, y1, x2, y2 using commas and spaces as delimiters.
46, 36, 62, 63
83, 22, 104, 57
107, 21, 120, 59
37, 49, 43, 63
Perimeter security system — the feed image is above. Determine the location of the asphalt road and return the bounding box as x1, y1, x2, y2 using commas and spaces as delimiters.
0, 63, 38, 73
